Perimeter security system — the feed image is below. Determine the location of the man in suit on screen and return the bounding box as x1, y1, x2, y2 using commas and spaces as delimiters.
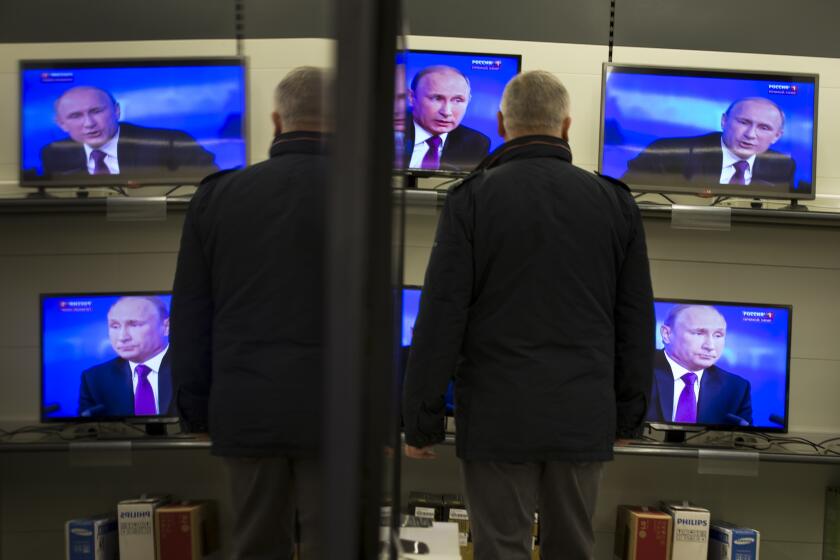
621, 97, 796, 192
403, 65, 491, 172
41, 86, 218, 179
78, 296, 173, 417
646, 304, 753, 426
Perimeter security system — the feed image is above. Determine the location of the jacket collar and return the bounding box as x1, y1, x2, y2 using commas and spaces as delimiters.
269, 131, 329, 159
476, 135, 572, 171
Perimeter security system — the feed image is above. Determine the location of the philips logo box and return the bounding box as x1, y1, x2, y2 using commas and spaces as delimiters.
118, 496, 170, 560
66, 515, 117, 560
660, 501, 710, 560
710, 521, 760, 560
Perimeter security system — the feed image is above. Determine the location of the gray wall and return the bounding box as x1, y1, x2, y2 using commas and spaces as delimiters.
4, 0, 840, 59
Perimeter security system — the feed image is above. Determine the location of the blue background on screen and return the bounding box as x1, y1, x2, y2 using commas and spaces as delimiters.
402, 287, 455, 412
601, 70, 816, 191
21, 65, 246, 175
41, 294, 172, 419
405, 51, 520, 153
402, 288, 422, 347
653, 301, 790, 429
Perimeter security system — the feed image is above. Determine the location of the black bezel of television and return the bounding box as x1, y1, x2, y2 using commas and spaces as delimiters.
40, 291, 178, 429
647, 297, 792, 439
598, 63, 819, 202
20, 57, 249, 189
398, 49, 522, 178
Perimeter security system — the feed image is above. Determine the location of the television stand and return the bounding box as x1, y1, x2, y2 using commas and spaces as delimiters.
144, 423, 167, 436
781, 199, 809, 211
25, 187, 55, 199
664, 430, 689, 444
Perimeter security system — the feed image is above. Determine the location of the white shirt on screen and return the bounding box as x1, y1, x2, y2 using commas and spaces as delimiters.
664, 351, 705, 422
719, 138, 755, 184
84, 127, 121, 174
409, 122, 448, 169
129, 344, 168, 414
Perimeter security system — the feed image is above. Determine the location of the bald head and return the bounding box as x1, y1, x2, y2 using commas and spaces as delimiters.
721, 97, 785, 160
409, 66, 472, 135
272, 66, 332, 134
498, 70, 571, 141
54, 86, 121, 148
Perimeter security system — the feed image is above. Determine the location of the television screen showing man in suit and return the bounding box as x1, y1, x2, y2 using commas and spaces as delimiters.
599, 65, 817, 199
646, 300, 791, 431
41, 293, 175, 420
401, 50, 521, 173
20, 59, 247, 186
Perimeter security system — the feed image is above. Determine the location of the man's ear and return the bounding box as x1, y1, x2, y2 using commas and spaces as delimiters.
114, 102, 121, 121
162, 317, 170, 337
497, 111, 507, 141
720, 113, 727, 132
272, 111, 282, 135
55, 115, 69, 133
561, 116, 572, 141
661, 324, 672, 345
407, 89, 416, 108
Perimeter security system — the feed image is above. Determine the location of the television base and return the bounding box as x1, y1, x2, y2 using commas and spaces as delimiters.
144, 423, 167, 436
663, 430, 689, 444
781, 199, 809, 212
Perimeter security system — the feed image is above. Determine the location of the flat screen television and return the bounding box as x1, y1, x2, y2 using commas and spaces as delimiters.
397, 49, 521, 176
20, 57, 248, 188
41, 292, 177, 432
647, 298, 792, 440
599, 64, 818, 201
401, 286, 454, 414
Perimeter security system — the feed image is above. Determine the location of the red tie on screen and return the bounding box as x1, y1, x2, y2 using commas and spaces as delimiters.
673, 372, 697, 423
421, 136, 442, 170
134, 364, 157, 416
729, 160, 749, 185
90, 149, 110, 175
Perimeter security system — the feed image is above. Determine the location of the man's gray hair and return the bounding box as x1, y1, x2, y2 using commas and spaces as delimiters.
274, 66, 331, 128
500, 71, 570, 135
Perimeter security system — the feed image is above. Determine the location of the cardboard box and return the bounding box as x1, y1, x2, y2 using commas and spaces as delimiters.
407, 491, 445, 522
442, 494, 470, 549
614, 505, 672, 560
710, 520, 760, 560
660, 501, 710, 560
66, 514, 117, 560
155, 501, 219, 560
118, 496, 169, 560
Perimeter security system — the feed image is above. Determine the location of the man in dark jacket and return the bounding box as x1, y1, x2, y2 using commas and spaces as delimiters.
171, 67, 329, 560
403, 70, 655, 560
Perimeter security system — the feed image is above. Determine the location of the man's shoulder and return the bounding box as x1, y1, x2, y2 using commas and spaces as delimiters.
594, 171, 632, 194
83, 357, 126, 377
645, 132, 722, 150
41, 138, 81, 154
708, 364, 750, 387
449, 124, 490, 146
119, 122, 194, 141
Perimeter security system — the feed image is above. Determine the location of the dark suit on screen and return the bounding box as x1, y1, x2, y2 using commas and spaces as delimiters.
645, 349, 752, 426
40, 123, 218, 178
403, 120, 491, 172
78, 351, 174, 417
621, 132, 796, 192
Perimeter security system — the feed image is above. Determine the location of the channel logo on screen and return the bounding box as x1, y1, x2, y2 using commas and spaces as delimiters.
471, 59, 503, 71
40, 72, 75, 84
742, 310, 775, 323
768, 83, 798, 96
59, 300, 93, 312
